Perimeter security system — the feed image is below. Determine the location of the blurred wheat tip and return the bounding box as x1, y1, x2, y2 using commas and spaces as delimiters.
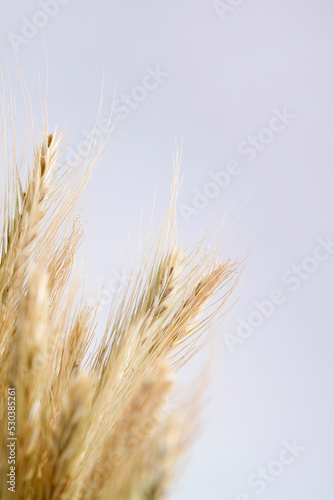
0, 76, 243, 499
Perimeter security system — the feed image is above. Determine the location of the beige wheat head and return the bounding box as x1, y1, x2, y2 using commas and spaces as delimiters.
0, 78, 243, 500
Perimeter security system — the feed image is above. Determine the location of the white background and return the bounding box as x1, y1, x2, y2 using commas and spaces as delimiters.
1, 1, 334, 498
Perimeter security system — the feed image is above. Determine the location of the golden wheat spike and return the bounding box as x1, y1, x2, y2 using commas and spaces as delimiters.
0, 76, 243, 499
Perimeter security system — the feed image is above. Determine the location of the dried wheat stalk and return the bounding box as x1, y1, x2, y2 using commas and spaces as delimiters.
0, 79, 242, 499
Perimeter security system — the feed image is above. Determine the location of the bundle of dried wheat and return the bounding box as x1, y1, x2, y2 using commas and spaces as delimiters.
0, 78, 242, 499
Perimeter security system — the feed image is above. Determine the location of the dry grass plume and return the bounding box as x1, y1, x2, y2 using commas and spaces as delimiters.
0, 74, 243, 499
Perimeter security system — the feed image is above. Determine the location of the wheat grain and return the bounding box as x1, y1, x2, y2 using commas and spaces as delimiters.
0, 78, 243, 499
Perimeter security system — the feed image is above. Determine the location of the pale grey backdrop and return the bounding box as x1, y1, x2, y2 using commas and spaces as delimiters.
1, 1, 334, 499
